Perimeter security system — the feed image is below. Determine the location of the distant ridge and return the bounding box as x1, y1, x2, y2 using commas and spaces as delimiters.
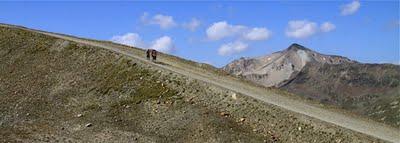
223, 43, 355, 87
223, 44, 400, 127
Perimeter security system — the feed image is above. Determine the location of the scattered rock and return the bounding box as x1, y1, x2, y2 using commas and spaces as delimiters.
271, 135, 278, 142
220, 112, 230, 117
231, 93, 237, 100
185, 97, 193, 102
390, 101, 399, 105
85, 123, 92, 127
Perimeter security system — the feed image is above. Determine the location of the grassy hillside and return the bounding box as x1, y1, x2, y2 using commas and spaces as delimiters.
0, 26, 383, 142
282, 62, 400, 128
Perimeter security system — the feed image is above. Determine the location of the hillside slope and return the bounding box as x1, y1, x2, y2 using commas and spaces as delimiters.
223, 44, 400, 128
281, 62, 400, 127
1, 24, 398, 142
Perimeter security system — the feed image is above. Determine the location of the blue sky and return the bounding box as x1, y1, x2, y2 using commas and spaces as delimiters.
0, 1, 399, 67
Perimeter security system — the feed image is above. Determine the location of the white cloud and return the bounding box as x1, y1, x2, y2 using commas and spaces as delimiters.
110, 33, 146, 48
320, 22, 336, 32
206, 21, 271, 41
150, 36, 175, 53
141, 13, 176, 29
218, 41, 248, 56
206, 21, 246, 40
243, 28, 272, 41
286, 20, 318, 39
153, 14, 176, 29
286, 20, 336, 39
341, 1, 360, 16
183, 18, 201, 31
111, 33, 175, 53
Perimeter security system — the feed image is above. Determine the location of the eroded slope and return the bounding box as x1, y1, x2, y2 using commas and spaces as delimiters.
0, 26, 384, 142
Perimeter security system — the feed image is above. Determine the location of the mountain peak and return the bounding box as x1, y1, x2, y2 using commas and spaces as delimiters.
287, 43, 311, 51
223, 43, 358, 87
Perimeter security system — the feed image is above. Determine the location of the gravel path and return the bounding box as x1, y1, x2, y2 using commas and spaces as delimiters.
4, 24, 399, 143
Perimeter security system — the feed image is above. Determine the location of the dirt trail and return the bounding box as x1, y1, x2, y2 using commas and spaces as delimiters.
4, 24, 399, 143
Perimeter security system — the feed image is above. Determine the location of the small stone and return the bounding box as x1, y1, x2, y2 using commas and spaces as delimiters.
298, 126, 302, 131
231, 93, 237, 100
220, 112, 230, 117
390, 101, 399, 105
239, 117, 246, 122
85, 123, 93, 127
125, 105, 130, 108
252, 129, 258, 132
76, 114, 83, 117
139, 77, 143, 80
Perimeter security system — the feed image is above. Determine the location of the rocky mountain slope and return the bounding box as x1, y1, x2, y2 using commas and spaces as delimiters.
223, 44, 355, 87
1, 24, 396, 142
223, 44, 400, 128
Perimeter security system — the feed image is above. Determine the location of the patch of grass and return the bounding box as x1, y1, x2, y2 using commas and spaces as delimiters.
84, 103, 102, 111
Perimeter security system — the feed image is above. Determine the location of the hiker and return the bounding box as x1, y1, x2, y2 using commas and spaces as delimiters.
146, 49, 151, 60
146, 49, 157, 61
151, 49, 157, 61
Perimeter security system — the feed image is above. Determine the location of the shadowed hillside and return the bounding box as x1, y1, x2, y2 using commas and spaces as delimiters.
282, 62, 400, 127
